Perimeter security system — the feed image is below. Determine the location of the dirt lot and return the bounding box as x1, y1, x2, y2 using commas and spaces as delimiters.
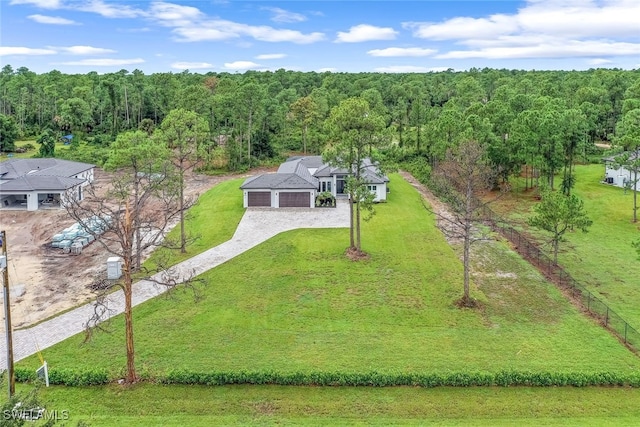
0, 168, 254, 329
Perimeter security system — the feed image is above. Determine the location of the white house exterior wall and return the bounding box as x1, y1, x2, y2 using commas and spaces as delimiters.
605, 165, 639, 191
371, 183, 387, 202
74, 168, 94, 183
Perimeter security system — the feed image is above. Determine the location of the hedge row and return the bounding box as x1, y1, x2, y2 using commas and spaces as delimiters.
15, 367, 109, 386
158, 370, 640, 388
14, 368, 640, 387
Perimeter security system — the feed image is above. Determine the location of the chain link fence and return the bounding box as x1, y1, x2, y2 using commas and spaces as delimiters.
412, 167, 639, 354
479, 203, 640, 353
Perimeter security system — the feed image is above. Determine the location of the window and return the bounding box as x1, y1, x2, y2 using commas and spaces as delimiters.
367, 185, 377, 191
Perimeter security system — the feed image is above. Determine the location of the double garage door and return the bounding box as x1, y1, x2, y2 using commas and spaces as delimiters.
279, 192, 311, 208
247, 191, 311, 207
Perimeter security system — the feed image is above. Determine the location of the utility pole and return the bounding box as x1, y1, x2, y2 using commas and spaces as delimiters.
1, 230, 14, 397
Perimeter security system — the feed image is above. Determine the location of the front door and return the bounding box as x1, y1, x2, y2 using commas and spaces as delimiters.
336, 176, 345, 194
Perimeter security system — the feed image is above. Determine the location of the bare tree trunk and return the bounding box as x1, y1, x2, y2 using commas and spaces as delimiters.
123, 204, 136, 383
463, 182, 473, 304
349, 197, 355, 249
124, 270, 136, 383
356, 199, 361, 251
633, 168, 637, 223
134, 178, 141, 270
179, 164, 186, 253
463, 227, 471, 303
247, 112, 252, 163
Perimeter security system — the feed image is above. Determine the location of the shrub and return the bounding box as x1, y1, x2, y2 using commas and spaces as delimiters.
14, 368, 640, 388
402, 157, 431, 184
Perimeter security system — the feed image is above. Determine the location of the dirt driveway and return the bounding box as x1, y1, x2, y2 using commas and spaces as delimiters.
0, 168, 263, 329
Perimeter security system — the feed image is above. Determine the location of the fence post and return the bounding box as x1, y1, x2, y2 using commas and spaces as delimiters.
624, 322, 628, 343
587, 293, 591, 312
605, 307, 609, 326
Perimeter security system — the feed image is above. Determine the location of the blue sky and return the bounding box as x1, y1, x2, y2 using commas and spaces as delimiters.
1, 0, 639, 74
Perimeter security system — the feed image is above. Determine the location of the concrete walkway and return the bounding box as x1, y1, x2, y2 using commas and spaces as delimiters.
0, 202, 349, 369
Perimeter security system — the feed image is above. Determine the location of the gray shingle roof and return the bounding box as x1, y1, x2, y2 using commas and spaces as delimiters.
241, 156, 387, 191
314, 158, 388, 183
0, 158, 94, 193
0, 175, 84, 192
604, 150, 640, 163
284, 155, 324, 169
240, 173, 317, 189
314, 164, 348, 177
0, 158, 94, 180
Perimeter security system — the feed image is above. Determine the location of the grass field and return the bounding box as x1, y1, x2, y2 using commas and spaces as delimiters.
488, 164, 640, 329
0, 139, 71, 161
24, 383, 640, 426
143, 178, 246, 269
17, 173, 640, 377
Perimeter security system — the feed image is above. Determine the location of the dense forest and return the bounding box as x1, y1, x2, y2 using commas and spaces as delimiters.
1, 65, 639, 188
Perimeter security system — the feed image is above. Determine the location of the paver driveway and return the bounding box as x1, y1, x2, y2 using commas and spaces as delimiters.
0, 201, 349, 368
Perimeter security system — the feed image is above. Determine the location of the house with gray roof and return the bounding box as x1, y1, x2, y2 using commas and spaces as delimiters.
240, 156, 389, 208
0, 158, 95, 211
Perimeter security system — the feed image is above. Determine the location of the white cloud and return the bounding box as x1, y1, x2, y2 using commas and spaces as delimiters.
368, 47, 437, 57
263, 7, 306, 23
146, 2, 324, 44
119, 27, 151, 33
318, 67, 337, 72
55, 45, 116, 55
516, 0, 640, 38
406, 0, 640, 61
256, 53, 286, 60
404, 15, 517, 40
0, 46, 56, 56
149, 2, 203, 27
10, 0, 62, 9
374, 65, 445, 73
28, 14, 77, 24
588, 58, 612, 66
173, 27, 237, 42
171, 61, 214, 70
437, 40, 640, 59
335, 24, 397, 43
173, 20, 324, 44
224, 61, 261, 70
241, 25, 324, 44
58, 58, 145, 66
76, 0, 145, 19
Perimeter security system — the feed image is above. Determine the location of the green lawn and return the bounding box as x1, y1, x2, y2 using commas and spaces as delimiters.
0, 139, 74, 161
17, 173, 640, 377
143, 178, 246, 269
488, 164, 640, 329
25, 384, 640, 426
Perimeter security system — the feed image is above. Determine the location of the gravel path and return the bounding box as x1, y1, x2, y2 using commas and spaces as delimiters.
0, 202, 349, 369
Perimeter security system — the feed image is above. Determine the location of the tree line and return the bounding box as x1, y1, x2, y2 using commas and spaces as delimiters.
0, 65, 638, 177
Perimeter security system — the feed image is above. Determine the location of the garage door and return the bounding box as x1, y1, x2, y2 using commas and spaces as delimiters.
280, 192, 310, 207
247, 191, 271, 207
